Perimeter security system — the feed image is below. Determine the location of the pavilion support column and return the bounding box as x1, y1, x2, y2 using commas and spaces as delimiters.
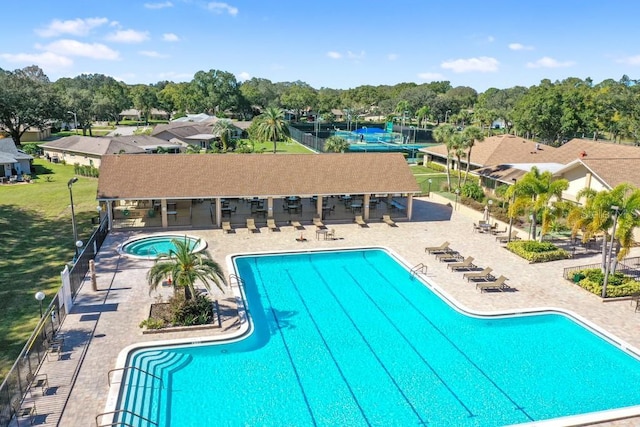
267, 197, 274, 218
216, 198, 222, 227
406, 194, 414, 220
363, 194, 371, 220
107, 201, 114, 231
161, 199, 168, 228
316, 196, 323, 217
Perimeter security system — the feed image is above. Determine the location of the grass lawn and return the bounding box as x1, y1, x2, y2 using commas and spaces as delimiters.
0, 159, 99, 380
242, 139, 315, 154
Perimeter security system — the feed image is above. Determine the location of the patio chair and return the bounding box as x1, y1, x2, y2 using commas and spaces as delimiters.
447, 256, 475, 271
313, 216, 326, 229
291, 220, 304, 230
437, 252, 463, 262
246, 218, 257, 233
463, 267, 494, 282
326, 228, 336, 240
11, 397, 36, 426
492, 226, 507, 236
473, 223, 482, 233
27, 372, 48, 396
45, 338, 63, 361
382, 214, 397, 227
267, 218, 279, 232
222, 221, 233, 234
424, 241, 450, 254
497, 231, 520, 243
355, 215, 367, 227
476, 275, 509, 292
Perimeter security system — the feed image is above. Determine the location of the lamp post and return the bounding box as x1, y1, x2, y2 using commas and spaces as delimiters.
454, 188, 460, 211
488, 199, 493, 224
428, 178, 432, 197
68, 177, 79, 256
602, 205, 620, 298
67, 111, 77, 135
35, 291, 45, 318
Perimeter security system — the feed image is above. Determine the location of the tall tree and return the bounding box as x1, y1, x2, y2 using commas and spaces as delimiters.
255, 107, 290, 154
191, 69, 242, 115
147, 238, 226, 300
461, 126, 485, 186
211, 119, 236, 152
0, 66, 59, 146
432, 124, 456, 191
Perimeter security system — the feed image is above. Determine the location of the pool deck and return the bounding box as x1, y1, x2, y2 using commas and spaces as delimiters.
17, 196, 640, 427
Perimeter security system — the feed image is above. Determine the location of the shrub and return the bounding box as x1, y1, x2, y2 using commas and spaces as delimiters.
171, 294, 214, 326
575, 269, 640, 298
507, 240, 570, 262
139, 318, 165, 329
425, 161, 446, 172
461, 181, 484, 201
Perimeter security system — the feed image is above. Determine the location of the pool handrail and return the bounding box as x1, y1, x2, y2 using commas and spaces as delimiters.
95, 409, 158, 427
107, 366, 164, 389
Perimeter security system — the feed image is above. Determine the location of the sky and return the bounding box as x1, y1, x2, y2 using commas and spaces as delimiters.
2, 1, 640, 92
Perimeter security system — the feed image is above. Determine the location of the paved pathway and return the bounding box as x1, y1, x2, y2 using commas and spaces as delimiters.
14, 196, 640, 426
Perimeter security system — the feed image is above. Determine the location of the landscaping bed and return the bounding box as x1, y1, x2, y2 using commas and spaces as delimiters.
506, 240, 570, 263
572, 268, 640, 298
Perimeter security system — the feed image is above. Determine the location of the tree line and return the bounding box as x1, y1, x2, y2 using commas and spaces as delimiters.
1, 65, 640, 147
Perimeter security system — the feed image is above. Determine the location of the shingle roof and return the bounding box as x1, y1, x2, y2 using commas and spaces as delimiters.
40, 136, 147, 156
421, 134, 556, 166
555, 158, 640, 189
0, 138, 33, 162
97, 153, 420, 200
151, 123, 213, 140
548, 138, 640, 163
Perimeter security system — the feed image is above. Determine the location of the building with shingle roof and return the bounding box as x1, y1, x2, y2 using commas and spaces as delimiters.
40, 135, 182, 167
0, 138, 33, 177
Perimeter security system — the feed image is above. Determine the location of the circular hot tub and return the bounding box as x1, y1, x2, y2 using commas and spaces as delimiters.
120, 234, 207, 259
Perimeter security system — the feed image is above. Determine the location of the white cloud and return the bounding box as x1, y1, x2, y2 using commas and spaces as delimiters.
347, 50, 365, 60
617, 55, 640, 65
417, 72, 444, 81
509, 43, 534, 51
156, 71, 193, 81
441, 56, 499, 73
487, 36, 495, 43
0, 51, 73, 69
105, 29, 150, 44
37, 39, 120, 60
144, 1, 173, 9
237, 71, 250, 81
163, 33, 180, 42
526, 56, 574, 68
35, 17, 109, 37
387, 53, 398, 61
139, 50, 168, 58
207, 2, 239, 16
327, 51, 342, 59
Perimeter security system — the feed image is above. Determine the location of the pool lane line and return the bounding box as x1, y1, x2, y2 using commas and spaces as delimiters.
254, 265, 319, 427
359, 253, 535, 422
306, 261, 428, 426
282, 269, 373, 426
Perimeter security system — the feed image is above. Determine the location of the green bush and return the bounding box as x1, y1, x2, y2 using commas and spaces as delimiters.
139, 317, 165, 329
576, 275, 640, 298
425, 161, 446, 172
171, 294, 214, 326
461, 181, 484, 201
507, 240, 570, 262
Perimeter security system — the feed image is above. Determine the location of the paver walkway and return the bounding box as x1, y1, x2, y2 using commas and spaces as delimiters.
14, 196, 640, 426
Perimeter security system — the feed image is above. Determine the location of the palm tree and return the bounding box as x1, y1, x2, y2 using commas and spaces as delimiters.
324, 136, 350, 153
211, 118, 236, 152
147, 237, 226, 300
432, 124, 456, 191
255, 106, 290, 154
461, 126, 485, 186
506, 166, 569, 241
451, 132, 467, 189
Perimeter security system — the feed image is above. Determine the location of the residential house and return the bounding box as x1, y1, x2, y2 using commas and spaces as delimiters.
0, 138, 33, 179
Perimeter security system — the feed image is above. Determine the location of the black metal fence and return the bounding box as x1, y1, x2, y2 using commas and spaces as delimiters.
288, 126, 326, 152
562, 256, 640, 281
0, 216, 109, 427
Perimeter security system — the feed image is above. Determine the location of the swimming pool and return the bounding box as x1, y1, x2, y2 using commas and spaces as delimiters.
119, 234, 206, 259
115, 248, 640, 426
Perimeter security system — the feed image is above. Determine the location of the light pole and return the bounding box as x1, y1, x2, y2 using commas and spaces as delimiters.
427, 178, 432, 197
35, 291, 45, 318
68, 177, 80, 256
508, 179, 517, 243
454, 188, 460, 211
67, 111, 77, 135
445, 110, 451, 123
488, 199, 493, 224
602, 205, 620, 298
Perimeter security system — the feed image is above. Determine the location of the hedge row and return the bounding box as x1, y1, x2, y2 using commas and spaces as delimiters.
573, 268, 640, 298
506, 240, 570, 263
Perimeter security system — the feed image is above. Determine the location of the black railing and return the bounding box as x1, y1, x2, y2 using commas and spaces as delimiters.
0, 215, 110, 427
563, 256, 640, 280
288, 126, 326, 152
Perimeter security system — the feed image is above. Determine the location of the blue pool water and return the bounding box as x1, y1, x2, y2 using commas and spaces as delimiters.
120, 234, 205, 259
118, 249, 640, 426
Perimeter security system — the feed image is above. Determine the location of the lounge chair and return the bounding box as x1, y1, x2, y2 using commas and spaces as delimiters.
382, 214, 397, 227
313, 216, 326, 229
447, 256, 475, 271
463, 267, 494, 282
246, 218, 257, 233
222, 221, 232, 233
27, 372, 48, 396
437, 252, 462, 262
497, 231, 520, 243
492, 226, 507, 236
476, 275, 509, 292
12, 397, 36, 425
355, 215, 367, 227
267, 218, 279, 232
425, 241, 450, 254
291, 220, 304, 230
